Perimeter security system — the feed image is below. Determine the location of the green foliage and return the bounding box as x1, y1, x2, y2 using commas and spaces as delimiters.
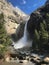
32, 29, 40, 49
0, 13, 4, 20
33, 15, 49, 50
34, 29, 40, 40
0, 13, 12, 55
40, 23, 48, 44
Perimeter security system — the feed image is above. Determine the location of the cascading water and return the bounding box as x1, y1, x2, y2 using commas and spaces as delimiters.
13, 16, 32, 49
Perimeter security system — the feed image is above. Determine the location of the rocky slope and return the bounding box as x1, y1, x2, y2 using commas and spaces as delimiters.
0, 0, 29, 57
0, 0, 29, 35
27, 1, 49, 51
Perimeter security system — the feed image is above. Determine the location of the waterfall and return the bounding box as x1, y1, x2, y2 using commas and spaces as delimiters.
13, 16, 32, 49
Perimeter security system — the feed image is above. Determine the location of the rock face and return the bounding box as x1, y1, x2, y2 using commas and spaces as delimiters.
0, 0, 29, 35
11, 23, 25, 42
27, 2, 49, 50
27, 12, 43, 38
4, 21, 20, 35
27, 2, 49, 37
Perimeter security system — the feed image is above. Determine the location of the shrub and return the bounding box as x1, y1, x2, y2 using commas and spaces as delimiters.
0, 13, 12, 55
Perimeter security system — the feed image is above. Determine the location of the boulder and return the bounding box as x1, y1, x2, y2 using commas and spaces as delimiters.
44, 57, 49, 63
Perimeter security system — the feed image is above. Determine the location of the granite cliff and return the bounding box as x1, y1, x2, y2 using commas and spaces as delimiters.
0, 0, 29, 35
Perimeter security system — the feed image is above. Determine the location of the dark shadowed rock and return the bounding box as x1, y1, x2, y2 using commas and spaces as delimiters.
19, 60, 23, 63
11, 22, 25, 42
27, 12, 43, 38
27, 1, 49, 38
0, 54, 4, 59
26, 1, 49, 51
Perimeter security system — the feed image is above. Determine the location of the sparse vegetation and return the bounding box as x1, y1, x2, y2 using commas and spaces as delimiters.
32, 9, 49, 51
0, 13, 12, 55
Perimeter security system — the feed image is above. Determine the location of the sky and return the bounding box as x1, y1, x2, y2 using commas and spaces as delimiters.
8, 0, 47, 14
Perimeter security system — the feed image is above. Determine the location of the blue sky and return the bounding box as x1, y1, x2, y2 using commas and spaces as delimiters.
8, 0, 47, 14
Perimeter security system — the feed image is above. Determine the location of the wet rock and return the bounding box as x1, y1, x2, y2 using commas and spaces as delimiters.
17, 55, 24, 60
26, 56, 30, 61
30, 58, 35, 63
10, 58, 19, 62
30, 53, 41, 59
19, 60, 23, 63
11, 23, 25, 42
33, 58, 40, 63
11, 58, 14, 60
14, 57, 17, 60
25, 52, 30, 56
43, 57, 49, 63
39, 61, 48, 65
23, 60, 28, 63
30, 54, 42, 64
10, 54, 17, 58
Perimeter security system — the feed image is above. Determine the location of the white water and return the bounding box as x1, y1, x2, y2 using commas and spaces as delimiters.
13, 16, 32, 49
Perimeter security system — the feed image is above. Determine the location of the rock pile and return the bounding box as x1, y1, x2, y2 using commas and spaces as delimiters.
4, 47, 49, 65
